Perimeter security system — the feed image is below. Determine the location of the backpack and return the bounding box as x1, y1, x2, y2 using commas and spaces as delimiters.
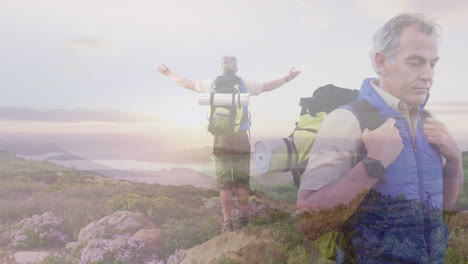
253, 84, 383, 188
207, 75, 250, 135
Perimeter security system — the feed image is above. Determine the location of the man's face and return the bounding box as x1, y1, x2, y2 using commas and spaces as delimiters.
379, 25, 439, 107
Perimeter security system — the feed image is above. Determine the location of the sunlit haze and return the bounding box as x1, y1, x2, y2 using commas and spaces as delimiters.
1, 0, 468, 155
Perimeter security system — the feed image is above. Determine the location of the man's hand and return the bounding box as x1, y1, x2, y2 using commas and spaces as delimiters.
156, 64, 171, 76
362, 118, 403, 168
155, 64, 196, 91
423, 117, 462, 162
263, 66, 301, 92
287, 66, 301, 81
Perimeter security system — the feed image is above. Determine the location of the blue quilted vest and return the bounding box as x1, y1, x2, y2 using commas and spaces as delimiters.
339, 78, 449, 264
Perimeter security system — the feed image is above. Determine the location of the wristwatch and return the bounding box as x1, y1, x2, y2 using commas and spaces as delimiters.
361, 156, 385, 179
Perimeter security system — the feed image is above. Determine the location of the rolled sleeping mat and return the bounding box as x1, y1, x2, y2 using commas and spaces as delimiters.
198, 93, 250, 106
253, 138, 298, 174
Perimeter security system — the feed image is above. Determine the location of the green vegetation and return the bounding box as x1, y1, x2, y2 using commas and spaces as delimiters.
245, 187, 468, 263
0, 152, 218, 242
463, 151, 468, 170
251, 181, 298, 202
160, 216, 219, 259
216, 257, 241, 264
43, 255, 62, 264
454, 153, 468, 210
1, 151, 467, 263
245, 208, 330, 264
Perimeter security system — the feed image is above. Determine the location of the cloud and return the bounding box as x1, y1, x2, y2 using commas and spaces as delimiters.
0, 107, 159, 123
63, 37, 112, 54
39, 80, 58, 85
60, 62, 92, 75
359, 0, 468, 30
302, 14, 335, 30
295, 0, 336, 30
65, 38, 103, 49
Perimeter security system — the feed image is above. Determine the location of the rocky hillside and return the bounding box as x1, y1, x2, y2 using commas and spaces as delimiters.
0, 152, 467, 264
0, 152, 306, 263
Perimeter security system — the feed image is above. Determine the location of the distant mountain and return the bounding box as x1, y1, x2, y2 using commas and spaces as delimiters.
0, 140, 66, 155
48, 153, 86, 160
0, 107, 159, 122
167, 146, 212, 163
0, 133, 194, 163
95, 168, 215, 189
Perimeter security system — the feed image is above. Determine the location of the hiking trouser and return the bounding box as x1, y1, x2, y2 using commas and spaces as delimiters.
213, 131, 250, 190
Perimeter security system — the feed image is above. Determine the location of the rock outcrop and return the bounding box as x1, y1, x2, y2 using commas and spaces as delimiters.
14, 251, 51, 264
78, 211, 154, 241
180, 229, 277, 264
132, 228, 164, 255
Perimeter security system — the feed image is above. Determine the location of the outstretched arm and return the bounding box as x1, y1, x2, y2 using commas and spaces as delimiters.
156, 64, 196, 92
262, 67, 301, 92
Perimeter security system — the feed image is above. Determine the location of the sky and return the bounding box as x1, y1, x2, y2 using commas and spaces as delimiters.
1, 0, 468, 151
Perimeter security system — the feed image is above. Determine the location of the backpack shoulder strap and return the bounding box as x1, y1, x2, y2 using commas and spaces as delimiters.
237, 76, 247, 93
340, 100, 383, 159
341, 100, 383, 131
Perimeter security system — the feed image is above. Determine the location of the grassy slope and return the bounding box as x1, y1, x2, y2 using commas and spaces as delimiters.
1, 151, 466, 263
454, 153, 468, 210
0, 152, 218, 240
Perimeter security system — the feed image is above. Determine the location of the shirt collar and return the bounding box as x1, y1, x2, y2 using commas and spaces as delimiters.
370, 79, 413, 113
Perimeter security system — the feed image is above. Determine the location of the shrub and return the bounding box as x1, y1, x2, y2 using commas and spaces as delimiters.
63, 232, 184, 264
286, 245, 314, 264
76, 235, 163, 264
107, 193, 192, 226
166, 250, 185, 264
245, 206, 333, 263
160, 215, 220, 259
444, 211, 468, 264
106, 193, 154, 216
216, 257, 240, 264
149, 196, 190, 226
43, 255, 63, 264
251, 182, 298, 203
10, 212, 69, 249
248, 208, 291, 229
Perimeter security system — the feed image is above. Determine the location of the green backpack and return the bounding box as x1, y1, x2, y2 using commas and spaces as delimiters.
290, 85, 361, 187
207, 75, 249, 135
254, 84, 382, 188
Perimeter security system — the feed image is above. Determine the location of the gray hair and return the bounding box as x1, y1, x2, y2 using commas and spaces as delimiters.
220, 56, 238, 74
370, 13, 441, 74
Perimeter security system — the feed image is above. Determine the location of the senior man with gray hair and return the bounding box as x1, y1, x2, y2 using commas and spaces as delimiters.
157, 56, 300, 232
297, 13, 463, 263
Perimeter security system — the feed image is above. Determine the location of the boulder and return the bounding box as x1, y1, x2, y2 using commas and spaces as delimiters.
14, 251, 50, 264
132, 228, 164, 255
180, 229, 278, 264
78, 211, 154, 241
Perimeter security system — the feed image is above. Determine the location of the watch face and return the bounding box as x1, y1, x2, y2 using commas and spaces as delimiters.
367, 161, 384, 178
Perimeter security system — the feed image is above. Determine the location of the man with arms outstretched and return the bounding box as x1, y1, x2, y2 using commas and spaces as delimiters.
158, 56, 300, 232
